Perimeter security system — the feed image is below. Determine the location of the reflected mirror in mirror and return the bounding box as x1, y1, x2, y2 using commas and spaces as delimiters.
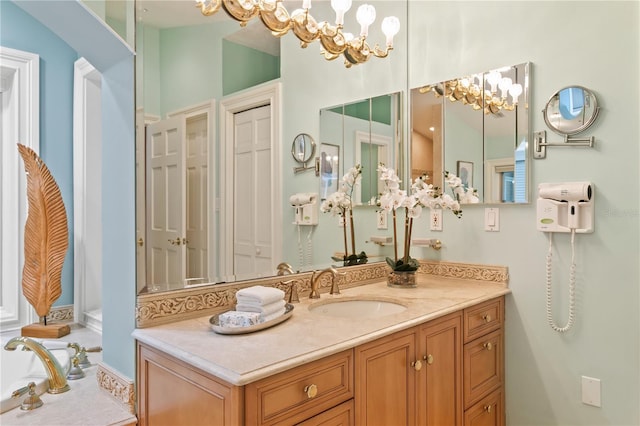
319, 92, 402, 206
291, 133, 316, 164
543, 86, 599, 136
411, 62, 530, 204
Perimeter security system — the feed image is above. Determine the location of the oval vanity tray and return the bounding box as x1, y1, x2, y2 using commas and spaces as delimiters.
210, 304, 294, 335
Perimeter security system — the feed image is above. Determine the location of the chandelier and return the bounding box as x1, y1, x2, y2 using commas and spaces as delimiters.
419, 70, 523, 115
194, 0, 400, 68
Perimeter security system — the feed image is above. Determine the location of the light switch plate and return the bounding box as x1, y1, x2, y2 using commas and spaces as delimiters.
484, 208, 500, 231
581, 376, 601, 407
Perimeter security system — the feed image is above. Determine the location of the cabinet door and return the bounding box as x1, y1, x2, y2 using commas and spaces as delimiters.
296, 400, 354, 426
355, 329, 418, 426
463, 329, 503, 408
418, 312, 463, 426
137, 343, 243, 426
463, 389, 503, 426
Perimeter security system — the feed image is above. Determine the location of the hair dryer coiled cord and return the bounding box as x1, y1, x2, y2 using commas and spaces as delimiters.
545, 230, 577, 333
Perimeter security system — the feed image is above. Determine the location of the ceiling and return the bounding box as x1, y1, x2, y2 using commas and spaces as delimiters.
132, 0, 280, 56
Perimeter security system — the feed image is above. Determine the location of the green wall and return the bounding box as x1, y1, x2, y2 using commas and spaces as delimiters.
222, 39, 280, 96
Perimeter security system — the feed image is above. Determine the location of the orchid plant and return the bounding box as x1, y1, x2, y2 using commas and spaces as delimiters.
378, 164, 478, 272
320, 164, 368, 266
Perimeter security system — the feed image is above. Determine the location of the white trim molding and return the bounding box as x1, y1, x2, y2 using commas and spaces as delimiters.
0, 46, 39, 330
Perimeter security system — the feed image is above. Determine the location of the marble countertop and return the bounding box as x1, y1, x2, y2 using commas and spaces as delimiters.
0, 326, 136, 426
133, 275, 510, 386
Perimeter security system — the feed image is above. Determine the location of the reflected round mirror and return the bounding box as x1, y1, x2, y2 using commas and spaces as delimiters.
291, 133, 316, 164
543, 86, 599, 136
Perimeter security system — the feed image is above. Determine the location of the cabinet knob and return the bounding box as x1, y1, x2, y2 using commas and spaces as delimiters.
411, 359, 423, 371
425, 354, 434, 365
304, 384, 318, 399
482, 314, 492, 323
484, 404, 493, 413
483, 342, 494, 351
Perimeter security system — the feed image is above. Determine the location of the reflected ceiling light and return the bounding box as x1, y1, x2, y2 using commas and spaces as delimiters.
419, 69, 523, 115
194, 0, 399, 68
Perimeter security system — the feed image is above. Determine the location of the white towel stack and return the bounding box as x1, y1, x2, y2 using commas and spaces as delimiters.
236, 285, 286, 323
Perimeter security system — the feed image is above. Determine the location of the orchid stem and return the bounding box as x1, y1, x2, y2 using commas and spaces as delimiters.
342, 208, 348, 261
392, 210, 398, 263
349, 209, 356, 256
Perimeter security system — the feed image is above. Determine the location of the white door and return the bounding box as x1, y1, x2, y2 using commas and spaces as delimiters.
146, 117, 185, 291
185, 114, 208, 284
233, 105, 273, 280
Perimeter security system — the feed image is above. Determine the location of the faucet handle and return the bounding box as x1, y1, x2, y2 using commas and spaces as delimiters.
283, 279, 299, 303
330, 271, 347, 295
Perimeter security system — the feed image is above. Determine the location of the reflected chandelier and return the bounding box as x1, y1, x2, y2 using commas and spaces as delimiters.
194, 0, 400, 68
420, 70, 523, 115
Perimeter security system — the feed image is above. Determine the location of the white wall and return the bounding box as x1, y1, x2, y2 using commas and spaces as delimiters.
408, 1, 639, 424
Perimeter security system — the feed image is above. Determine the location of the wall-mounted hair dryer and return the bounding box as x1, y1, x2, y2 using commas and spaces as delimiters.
537, 182, 594, 233
289, 193, 318, 225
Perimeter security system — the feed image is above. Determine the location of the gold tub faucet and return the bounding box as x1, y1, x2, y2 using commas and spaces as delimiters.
4, 336, 70, 394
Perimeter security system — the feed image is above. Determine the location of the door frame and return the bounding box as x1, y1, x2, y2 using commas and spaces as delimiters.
219, 82, 282, 282
0, 46, 39, 330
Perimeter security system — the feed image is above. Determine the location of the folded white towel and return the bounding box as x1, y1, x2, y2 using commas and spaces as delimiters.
236, 285, 285, 305
236, 299, 285, 317
261, 307, 287, 323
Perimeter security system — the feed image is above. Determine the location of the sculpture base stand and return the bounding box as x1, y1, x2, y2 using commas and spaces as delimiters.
21, 323, 70, 338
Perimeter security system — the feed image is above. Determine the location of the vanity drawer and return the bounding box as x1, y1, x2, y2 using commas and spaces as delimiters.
463, 297, 503, 343
463, 329, 503, 408
463, 388, 504, 426
245, 349, 354, 426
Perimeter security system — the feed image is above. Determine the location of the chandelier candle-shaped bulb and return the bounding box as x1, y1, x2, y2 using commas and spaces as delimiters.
509, 83, 523, 104
486, 70, 502, 94
331, 0, 352, 26
498, 77, 512, 99
356, 4, 376, 37
381, 16, 400, 46
302, 0, 311, 9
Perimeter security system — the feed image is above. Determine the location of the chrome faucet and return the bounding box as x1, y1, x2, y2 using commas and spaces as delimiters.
309, 267, 340, 299
4, 337, 70, 394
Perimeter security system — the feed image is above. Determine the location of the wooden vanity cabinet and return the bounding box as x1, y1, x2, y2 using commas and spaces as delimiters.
137, 343, 243, 426
462, 297, 505, 426
355, 312, 463, 426
137, 296, 505, 426
244, 349, 354, 426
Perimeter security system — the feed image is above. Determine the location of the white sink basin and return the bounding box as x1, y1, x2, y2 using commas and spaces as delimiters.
309, 298, 407, 318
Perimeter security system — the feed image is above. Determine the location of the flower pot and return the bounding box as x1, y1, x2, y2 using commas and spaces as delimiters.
387, 270, 417, 288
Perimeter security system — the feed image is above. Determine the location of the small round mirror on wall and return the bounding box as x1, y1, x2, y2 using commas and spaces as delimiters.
291, 133, 316, 164
543, 86, 600, 136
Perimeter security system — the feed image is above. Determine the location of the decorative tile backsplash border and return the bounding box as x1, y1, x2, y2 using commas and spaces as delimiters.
136, 260, 508, 328
46, 304, 74, 323
96, 362, 136, 414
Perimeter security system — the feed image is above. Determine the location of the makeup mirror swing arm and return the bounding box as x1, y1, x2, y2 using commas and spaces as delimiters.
533, 131, 595, 159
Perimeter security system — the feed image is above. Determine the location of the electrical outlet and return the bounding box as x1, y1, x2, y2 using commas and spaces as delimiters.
430, 209, 443, 231
377, 210, 388, 229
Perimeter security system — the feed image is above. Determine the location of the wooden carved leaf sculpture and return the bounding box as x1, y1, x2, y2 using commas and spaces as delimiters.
17, 143, 69, 318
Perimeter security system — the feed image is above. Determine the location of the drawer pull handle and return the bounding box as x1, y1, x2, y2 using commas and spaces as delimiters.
482, 314, 492, 323
304, 384, 318, 399
483, 342, 493, 351
426, 354, 434, 365
411, 359, 423, 371
484, 404, 493, 413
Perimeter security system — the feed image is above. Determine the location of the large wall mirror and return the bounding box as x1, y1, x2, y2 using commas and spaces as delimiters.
134, 0, 408, 295
410, 62, 530, 204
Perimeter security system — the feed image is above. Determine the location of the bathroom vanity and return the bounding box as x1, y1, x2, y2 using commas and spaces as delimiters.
134, 272, 508, 426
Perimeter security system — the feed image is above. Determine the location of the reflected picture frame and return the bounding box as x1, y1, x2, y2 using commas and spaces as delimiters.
319, 143, 340, 200
457, 160, 473, 188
